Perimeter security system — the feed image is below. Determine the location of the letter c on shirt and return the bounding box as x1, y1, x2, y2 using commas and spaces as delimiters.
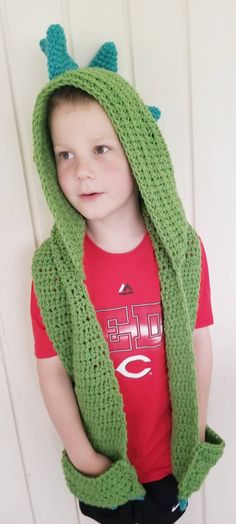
116, 354, 151, 379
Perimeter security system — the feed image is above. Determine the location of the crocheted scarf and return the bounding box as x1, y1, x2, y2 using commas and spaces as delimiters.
31, 58, 224, 509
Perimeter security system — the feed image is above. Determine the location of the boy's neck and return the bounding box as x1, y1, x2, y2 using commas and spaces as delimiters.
85, 209, 146, 254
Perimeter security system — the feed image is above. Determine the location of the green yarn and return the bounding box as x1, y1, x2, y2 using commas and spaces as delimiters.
31, 59, 225, 507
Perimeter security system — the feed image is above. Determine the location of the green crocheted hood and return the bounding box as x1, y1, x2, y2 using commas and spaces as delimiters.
32, 25, 224, 508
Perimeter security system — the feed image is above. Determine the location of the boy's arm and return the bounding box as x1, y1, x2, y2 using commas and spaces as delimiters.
192, 326, 213, 441
37, 355, 112, 475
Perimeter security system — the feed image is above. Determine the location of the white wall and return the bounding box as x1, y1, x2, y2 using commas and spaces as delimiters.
0, 1, 235, 523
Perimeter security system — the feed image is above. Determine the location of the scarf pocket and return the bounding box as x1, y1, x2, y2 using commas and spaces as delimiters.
178, 425, 225, 499
61, 450, 146, 508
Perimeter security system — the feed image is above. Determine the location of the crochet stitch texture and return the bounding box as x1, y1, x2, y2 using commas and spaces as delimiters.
31, 28, 225, 509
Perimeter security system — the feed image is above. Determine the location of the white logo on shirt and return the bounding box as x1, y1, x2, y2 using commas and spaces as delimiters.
116, 354, 151, 379
96, 302, 163, 380
171, 503, 180, 512
118, 283, 133, 295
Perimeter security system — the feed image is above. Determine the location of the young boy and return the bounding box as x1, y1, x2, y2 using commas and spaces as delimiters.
30, 25, 224, 524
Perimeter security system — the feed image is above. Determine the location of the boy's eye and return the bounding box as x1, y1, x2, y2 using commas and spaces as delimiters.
58, 151, 73, 160
95, 145, 109, 155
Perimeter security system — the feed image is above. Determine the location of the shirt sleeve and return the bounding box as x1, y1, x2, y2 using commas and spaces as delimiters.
195, 238, 214, 328
30, 281, 58, 358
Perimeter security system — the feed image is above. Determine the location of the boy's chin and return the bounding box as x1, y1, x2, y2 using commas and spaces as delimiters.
71, 206, 107, 221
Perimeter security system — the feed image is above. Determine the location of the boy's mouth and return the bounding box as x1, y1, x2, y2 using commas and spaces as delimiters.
79, 192, 103, 200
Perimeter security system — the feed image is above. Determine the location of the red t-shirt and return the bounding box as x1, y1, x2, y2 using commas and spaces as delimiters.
30, 231, 213, 483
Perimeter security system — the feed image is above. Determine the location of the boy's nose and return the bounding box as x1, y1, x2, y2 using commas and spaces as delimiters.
74, 159, 95, 180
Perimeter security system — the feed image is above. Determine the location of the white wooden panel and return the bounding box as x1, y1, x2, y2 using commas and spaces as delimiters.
0, 1, 79, 522
0, 325, 33, 524
188, 1, 236, 522
1, 0, 59, 245
130, 0, 195, 224
68, 0, 133, 83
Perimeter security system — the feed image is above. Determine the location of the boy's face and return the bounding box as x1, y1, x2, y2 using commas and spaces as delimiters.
50, 99, 139, 224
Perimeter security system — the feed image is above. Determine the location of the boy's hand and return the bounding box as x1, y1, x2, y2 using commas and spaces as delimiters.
74, 450, 112, 477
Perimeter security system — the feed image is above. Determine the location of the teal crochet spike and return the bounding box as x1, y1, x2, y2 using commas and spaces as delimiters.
39, 25, 160, 116
40, 24, 78, 80
148, 105, 161, 120
89, 42, 118, 72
